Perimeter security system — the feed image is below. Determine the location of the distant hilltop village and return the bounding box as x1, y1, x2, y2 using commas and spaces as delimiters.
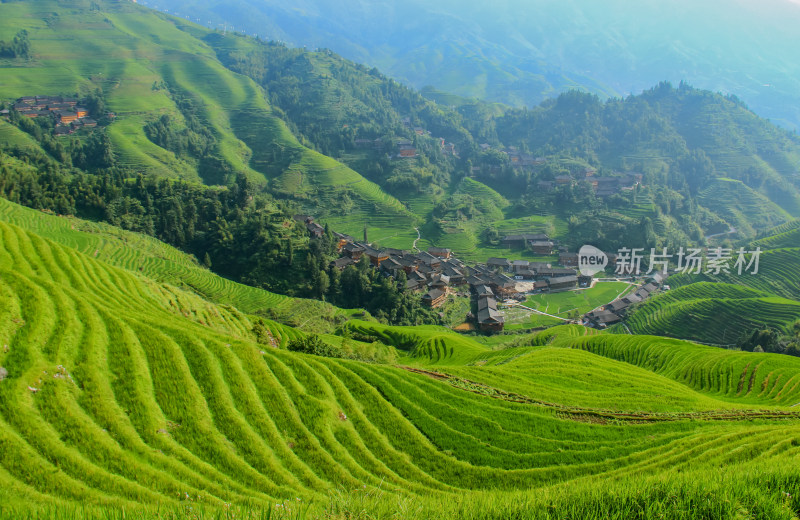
355, 117, 458, 159
2, 95, 109, 135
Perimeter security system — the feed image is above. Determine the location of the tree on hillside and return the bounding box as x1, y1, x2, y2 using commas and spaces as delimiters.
0, 30, 30, 59
782, 320, 800, 357
737, 328, 781, 353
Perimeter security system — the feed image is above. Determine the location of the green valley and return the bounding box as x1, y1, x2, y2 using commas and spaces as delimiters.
2, 0, 800, 518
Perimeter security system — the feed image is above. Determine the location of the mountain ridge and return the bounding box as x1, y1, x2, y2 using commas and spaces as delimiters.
151, 0, 800, 130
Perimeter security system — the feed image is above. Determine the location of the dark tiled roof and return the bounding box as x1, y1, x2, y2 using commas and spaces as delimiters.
423, 288, 445, 301
332, 257, 355, 269
487, 257, 511, 266
428, 247, 451, 254
548, 275, 578, 286
607, 299, 630, 312
475, 285, 494, 296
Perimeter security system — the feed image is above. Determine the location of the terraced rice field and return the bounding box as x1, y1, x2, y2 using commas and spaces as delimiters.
667, 247, 800, 301
568, 333, 800, 407
698, 178, 790, 235
625, 282, 800, 344
753, 219, 800, 248
0, 120, 42, 149
342, 320, 490, 365
612, 191, 657, 220
2, 220, 800, 517
0, 198, 348, 332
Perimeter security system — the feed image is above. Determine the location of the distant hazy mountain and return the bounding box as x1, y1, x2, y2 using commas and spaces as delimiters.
149, 0, 800, 129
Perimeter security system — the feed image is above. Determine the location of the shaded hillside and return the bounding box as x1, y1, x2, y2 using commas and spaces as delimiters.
204, 34, 800, 249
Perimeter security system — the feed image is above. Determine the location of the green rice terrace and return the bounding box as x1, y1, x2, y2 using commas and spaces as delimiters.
623, 282, 800, 345
2, 1, 800, 518
2, 200, 800, 519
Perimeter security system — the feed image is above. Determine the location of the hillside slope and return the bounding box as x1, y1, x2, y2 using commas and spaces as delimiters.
624, 283, 800, 345
4, 1, 800, 256
2, 219, 800, 517
151, 0, 800, 131
0, 197, 352, 333
0, 0, 417, 245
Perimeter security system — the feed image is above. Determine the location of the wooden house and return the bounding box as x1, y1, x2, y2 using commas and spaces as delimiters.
342, 242, 365, 260
477, 297, 504, 332
547, 275, 578, 291
531, 240, 554, 255
487, 257, 512, 272
422, 288, 447, 308
428, 247, 452, 259
57, 111, 78, 124
306, 221, 325, 238
559, 252, 579, 267
364, 246, 389, 267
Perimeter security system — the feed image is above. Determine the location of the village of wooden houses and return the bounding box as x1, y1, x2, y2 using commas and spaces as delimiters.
297, 215, 666, 334
2, 95, 103, 135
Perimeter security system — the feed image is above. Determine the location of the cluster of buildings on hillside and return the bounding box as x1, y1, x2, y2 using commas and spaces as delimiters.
2, 96, 101, 135
297, 215, 601, 333
583, 272, 668, 329
477, 144, 546, 168
471, 145, 643, 198
354, 118, 457, 159
325, 232, 590, 332
537, 168, 643, 198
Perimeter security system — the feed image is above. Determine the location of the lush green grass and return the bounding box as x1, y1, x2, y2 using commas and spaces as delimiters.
502, 308, 564, 330
502, 282, 633, 331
